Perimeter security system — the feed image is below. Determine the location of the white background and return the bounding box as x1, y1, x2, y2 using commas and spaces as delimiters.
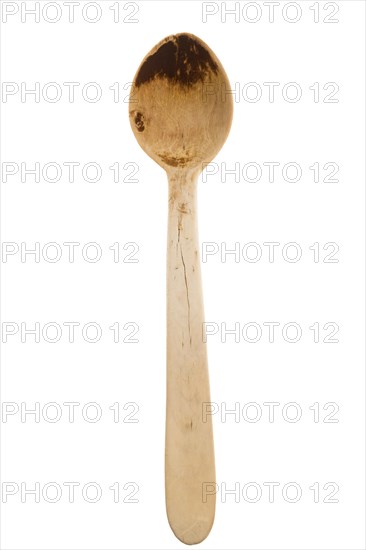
0, 1, 365, 549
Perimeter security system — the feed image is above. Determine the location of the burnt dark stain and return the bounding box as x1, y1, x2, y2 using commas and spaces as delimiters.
158, 154, 191, 167
134, 111, 145, 132
135, 34, 219, 88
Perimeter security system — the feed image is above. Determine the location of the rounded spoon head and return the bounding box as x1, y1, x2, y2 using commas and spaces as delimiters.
129, 33, 233, 173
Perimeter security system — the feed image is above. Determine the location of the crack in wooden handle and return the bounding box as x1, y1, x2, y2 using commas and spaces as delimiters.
165, 170, 215, 545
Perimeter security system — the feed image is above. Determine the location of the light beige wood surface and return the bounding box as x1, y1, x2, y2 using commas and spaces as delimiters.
129, 33, 233, 544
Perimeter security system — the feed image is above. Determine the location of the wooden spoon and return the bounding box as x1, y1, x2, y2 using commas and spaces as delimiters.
129, 33, 233, 544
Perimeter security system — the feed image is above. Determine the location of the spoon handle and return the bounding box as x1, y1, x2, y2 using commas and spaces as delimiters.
165, 170, 215, 545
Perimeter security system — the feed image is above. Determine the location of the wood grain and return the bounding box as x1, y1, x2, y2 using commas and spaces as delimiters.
165, 169, 215, 544
129, 33, 233, 544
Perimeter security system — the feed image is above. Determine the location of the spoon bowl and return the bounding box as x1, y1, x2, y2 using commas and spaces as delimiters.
129, 33, 233, 173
